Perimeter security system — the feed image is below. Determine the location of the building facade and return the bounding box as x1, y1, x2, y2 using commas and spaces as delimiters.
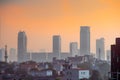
53, 35, 61, 59
9, 48, 17, 62
80, 26, 90, 56
96, 38, 105, 60
63, 63, 90, 80
70, 42, 78, 57
17, 31, 27, 63
111, 38, 120, 79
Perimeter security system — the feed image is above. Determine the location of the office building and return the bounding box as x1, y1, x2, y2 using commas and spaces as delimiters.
53, 35, 61, 59
96, 38, 105, 60
70, 42, 78, 57
31, 52, 46, 62
9, 48, 17, 62
17, 31, 27, 62
80, 26, 90, 56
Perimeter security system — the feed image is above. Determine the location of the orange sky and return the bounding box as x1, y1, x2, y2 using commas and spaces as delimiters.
1, 0, 120, 53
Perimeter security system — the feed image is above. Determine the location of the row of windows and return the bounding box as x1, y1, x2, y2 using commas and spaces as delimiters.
81, 72, 86, 75
66, 71, 86, 75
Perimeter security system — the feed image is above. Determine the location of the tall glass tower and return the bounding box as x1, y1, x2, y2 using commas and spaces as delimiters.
53, 35, 61, 59
17, 31, 27, 62
80, 26, 90, 56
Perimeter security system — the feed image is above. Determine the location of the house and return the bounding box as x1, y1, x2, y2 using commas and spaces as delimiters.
63, 62, 90, 80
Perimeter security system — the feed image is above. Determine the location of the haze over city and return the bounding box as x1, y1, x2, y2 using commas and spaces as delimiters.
1, 0, 120, 80
1, 0, 120, 53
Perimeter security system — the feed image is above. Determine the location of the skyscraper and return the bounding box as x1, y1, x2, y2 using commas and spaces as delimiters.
111, 38, 120, 79
70, 42, 78, 57
53, 35, 61, 59
80, 26, 90, 56
17, 31, 27, 63
96, 38, 105, 60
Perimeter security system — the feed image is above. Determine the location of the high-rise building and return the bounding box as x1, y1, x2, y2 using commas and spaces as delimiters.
96, 38, 105, 60
17, 31, 27, 63
106, 50, 111, 62
53, 35, 61, 59
111, 38, 120, 79
80, 26, 90, 56
70, 42, 78, 57
9, 48, 17, 62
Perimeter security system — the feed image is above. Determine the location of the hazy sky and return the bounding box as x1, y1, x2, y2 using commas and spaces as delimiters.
1, 0, 120, 53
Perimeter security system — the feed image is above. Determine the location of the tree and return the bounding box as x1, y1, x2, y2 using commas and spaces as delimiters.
55, 78, 61, 80
90, 70, 103, 80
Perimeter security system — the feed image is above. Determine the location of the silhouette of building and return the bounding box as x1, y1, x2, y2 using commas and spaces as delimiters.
111, 38, 120, 79
53, 35, 61, 59
80, 26, 90, 56
96, 38, 105, 60
70, 42, 78, 57
17, 31, 27, 63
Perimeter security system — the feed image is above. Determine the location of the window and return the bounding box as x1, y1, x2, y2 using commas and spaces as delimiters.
81, 72, 85, 75
83, 72, 85, 75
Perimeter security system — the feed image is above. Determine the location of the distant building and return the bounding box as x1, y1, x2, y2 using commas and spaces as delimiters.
80, 26, 90, 56
67, 56, 83, 65
96, 38, 105, 60
24, 53, 31, 61
9, 48, 17, 62
106, 50, 111, 62
0, 48, 5, 61
31, 52, 47, 62
60, 52, 70, 60
47, 52, 70, 62
111, 38, 120, 79
70, 42, 78, 57
53, 35, 61, 59
17, 31, 27, 63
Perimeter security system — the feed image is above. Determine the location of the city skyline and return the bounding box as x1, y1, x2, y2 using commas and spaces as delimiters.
0, 26, 118, 53
0, 1, 118, 79
1, 0, 120, 53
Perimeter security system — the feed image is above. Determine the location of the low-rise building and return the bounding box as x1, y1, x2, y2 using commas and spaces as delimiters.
63, 62, 90, 80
